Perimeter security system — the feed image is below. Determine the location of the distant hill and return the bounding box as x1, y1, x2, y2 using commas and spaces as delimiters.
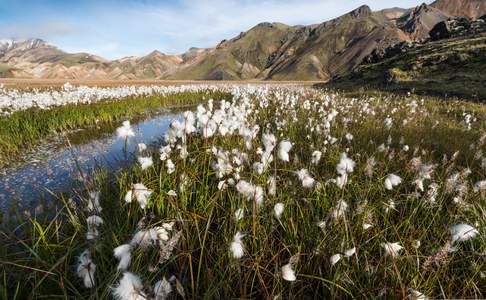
325, 16, 486, 100
0, 0, 485, 81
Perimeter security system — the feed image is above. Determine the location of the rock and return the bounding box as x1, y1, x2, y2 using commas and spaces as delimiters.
349, 5, 372, 18
430, 17, 486, 40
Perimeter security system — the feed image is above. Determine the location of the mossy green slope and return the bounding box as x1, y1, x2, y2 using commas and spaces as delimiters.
327, 33, 486, 101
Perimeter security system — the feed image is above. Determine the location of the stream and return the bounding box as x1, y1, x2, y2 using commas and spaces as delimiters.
0, 110, 183, 210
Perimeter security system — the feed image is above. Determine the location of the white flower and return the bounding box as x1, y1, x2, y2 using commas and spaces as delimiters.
87, 191, 102, 212
159, 145, 172, 161
336, 153, 355, 175
274, 203, 284, 219
125, 183, 153, 209
449, 223, 479, 244
230, 232, 245, 259
114, 244, 132, 271
277, 140, 292, 162
297, 169, 315, 188
217, 180, 227, 191
384, 174, 402, 190
112, 272, 147, 300
166, 159, 175, 174
130, 230, 154, 248
403, 145, 409, 152
344, 247, 356, 257
281, 263, 296, 281
76, 250, 96, 288
153, 277, 172, 300
345, 133, 353, 141
363, 223, 373, 230
408, 288, 427, 300
137, 143, 147, 152
116, 121, 135, 139
167, 190, 177, 197
311, 150, 322, 164
335, 174, 348, 189
381, 242, 403, 258
384, 117, 393, 129
236, 180, 264, 206
330, 200, 348, 221
330, 254, 342, 266
267, 176, 277, 196
262, 133, 277, 152
474, 180, 486, 193
86, 215, 104, 240
137, 156, 153, 170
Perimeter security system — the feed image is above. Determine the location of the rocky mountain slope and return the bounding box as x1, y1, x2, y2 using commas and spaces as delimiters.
431, 0, 486, 19
0, 0, 484, 81
326, 16, 486, 100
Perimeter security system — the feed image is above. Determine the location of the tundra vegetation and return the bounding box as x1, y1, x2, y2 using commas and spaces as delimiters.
0, 84, 485, 299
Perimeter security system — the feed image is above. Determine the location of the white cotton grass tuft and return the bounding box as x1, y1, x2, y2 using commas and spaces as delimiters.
76, 250, 96, 288
384, 174, 402, 190
116, 121, 135, 139
137, 156, 153, 170
311, 150, 322, 165
281, 254, 299, 282
153, 277, 173, 300
281, 263, 296, 281
124, 183, 153, 209
166, 159, 175, 174
87, 191, 102, 212
473, 180, 486, 193
230, 232, 245, 259
137, 143, 147, 152
330, 254, 342, 266
297, 169, 315, 188
112, 272, 147, 300
236, 180, 264, 206
449, 223, 479, 244
262, 133, 277, 152
277, 140, 292, 162
407, 288, 427, 300
267, 176, 277, 196
86, 215, 104, 240
114, 244, 132, 271
381, 242, 403, 258
273, 203, 285, 219
344, 247, 356, 257
336, 152, 355, 175
363, 223, 373, 230
330, 200, 348, 221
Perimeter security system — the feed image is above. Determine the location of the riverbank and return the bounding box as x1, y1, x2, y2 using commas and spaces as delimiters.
0, 90, 231, 168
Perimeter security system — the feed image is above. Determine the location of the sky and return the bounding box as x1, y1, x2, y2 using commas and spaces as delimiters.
0, 0, 433, 59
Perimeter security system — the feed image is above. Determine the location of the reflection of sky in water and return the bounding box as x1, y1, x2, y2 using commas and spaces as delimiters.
0, 113, 182, 209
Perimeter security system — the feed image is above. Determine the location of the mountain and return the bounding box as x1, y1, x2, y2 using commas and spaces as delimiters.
396, 3, 450, 39
431, 0, 486, 19
326, 16, 486, 100
170, 22, 298, 80
0, 0, 484, 81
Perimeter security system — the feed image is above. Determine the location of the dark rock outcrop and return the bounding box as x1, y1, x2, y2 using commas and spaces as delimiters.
430, 16, 486, 40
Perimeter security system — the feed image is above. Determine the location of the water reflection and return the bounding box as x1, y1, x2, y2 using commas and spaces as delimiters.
0, 111, 182, 209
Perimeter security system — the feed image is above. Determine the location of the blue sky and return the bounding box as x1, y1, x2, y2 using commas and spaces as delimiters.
0, 0, 432, 59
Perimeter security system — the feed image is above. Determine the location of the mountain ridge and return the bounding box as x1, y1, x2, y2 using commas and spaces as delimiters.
1, 0, 485, 81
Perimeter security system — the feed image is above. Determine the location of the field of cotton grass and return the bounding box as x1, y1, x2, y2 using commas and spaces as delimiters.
1, 85, 485, 299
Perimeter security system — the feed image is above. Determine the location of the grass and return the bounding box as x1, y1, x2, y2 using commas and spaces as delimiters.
0, 90, 231, 168
327, 33, 486, 101
0, 87, 485, 299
